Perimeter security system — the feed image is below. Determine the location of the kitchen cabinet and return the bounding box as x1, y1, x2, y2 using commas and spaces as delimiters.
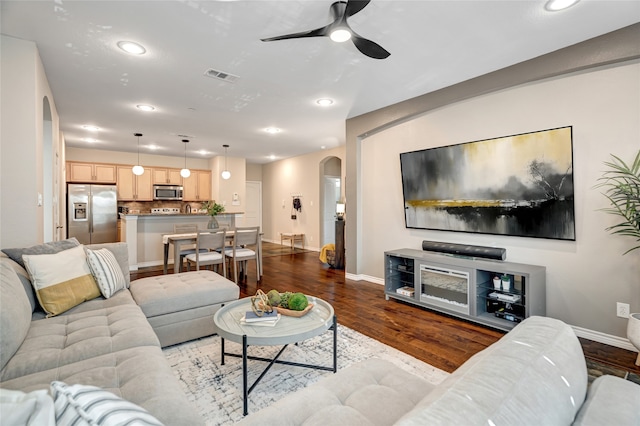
183, 170, 211, 201
152, 168, 183, 185
117, 166, 153, 201
67, 162, 117, 183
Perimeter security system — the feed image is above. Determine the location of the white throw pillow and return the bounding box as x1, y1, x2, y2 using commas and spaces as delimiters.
0, 388, 55, 426
22, 245, 100, 316
50, 381, 163, 426
86, 248, 126, 299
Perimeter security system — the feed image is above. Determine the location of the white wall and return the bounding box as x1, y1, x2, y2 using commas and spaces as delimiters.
1, 35, 61, 248
66, 147, 210, 169
360, 62, 640, 338
262, 146, 346, 249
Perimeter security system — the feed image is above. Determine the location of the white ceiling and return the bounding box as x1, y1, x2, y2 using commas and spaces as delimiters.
2, 1, 639, 164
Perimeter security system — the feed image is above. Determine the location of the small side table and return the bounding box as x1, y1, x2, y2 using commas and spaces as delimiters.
280, 232, 304, 251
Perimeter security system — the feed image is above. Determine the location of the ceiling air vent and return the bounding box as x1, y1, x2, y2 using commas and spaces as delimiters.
204, 68, 239, 83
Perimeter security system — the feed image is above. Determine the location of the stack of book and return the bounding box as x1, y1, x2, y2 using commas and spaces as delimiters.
241, 310, 281, 327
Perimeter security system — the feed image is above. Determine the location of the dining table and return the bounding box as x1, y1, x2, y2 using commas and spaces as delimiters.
162, 230, 263, 277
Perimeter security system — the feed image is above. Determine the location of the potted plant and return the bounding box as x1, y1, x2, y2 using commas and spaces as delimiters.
596, 150, 640, 255
492, 275, 501, 290
596, 150, 640, 365
202, 200, 225, 228
501, 274, 511, 292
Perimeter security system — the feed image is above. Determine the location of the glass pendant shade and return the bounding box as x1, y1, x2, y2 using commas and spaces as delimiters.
181, 139, 190, 178
221, 144, 231, 180
132, 133, 144, 175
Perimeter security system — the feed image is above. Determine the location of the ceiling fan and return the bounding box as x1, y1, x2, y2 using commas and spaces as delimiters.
261, 0, 390, 60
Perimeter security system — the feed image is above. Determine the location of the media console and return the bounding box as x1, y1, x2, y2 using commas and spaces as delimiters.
384, 248, 546, 331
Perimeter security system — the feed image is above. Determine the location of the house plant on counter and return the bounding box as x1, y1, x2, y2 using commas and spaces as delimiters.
596, 150, 640, 365
202, 200, 225, 228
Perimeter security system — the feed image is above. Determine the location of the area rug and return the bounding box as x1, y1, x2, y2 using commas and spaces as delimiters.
162, 325, 449, 425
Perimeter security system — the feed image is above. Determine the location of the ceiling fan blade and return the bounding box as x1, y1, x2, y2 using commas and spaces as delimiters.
261, 24, 331, 42
345, 0, 371, 17
351, 34, 390, 59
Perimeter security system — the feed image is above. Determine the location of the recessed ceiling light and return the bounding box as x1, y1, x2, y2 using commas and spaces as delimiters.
198, 150, 208, 155
136, 104, 155, 112
82, 125, 100, 131
545, 0, 580, 11
316, 98, 334, 106
320, 145, 326, 150
83, 138, 97, 143
146, 144, 159, 150
265, 127, 281, 134
268, 155, 277, 160
117, 41, 146, 55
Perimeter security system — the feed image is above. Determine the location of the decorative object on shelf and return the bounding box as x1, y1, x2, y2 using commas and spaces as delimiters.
595, 150, 640, 255
180, 139, 191, 178
501, 274, 511, 292
250, 289, 274, 316
254, 289, 314, 317
336, 202, 345, 220
132, 133, 144, 176
202, 200, 224, 228
221, 144, 231, 180
493, 276, 501, 290
626, 313, 640, 366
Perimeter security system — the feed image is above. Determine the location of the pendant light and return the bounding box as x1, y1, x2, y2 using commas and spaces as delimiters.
221, 144, 231, 180
180, 139, 191, 178
132, 133, 144, 176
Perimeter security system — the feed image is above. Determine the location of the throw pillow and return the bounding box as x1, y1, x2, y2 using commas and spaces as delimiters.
22, 245, 101, 317
50, 381, 163, 426
1, 237, 80, 269
0, 388, 55, 426
85, 248, 126, 299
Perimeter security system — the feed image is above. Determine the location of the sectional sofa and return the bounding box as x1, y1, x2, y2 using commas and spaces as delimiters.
0, 239, 239, 425
238, 316, 640, 426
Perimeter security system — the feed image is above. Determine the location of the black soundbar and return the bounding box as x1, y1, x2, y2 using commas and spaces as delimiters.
422, 240, 506, 261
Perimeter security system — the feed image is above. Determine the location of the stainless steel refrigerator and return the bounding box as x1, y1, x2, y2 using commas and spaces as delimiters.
67, 184, 118, 244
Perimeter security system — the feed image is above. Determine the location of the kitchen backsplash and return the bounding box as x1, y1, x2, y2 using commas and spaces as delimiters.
117, 201, 207, 214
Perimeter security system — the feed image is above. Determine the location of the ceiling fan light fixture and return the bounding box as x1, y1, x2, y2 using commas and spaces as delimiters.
545, 0, 580, 11
221, 144, 231, 180
180, 139, 191, 178
330, 28, 351, 43
132, 132, 145, 176
117, 41, 146, 55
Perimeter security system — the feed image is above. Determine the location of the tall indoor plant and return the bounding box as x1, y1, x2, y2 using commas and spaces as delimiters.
202, 200, 225, 229
596, 150, 640, 366
596, 150, 640, 255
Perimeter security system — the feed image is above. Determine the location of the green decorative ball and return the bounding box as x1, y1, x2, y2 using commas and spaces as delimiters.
288, 293, 308, 311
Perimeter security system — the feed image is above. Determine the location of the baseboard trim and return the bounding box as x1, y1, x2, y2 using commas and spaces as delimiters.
571, 325, 637, 352
346, 273, 384, 285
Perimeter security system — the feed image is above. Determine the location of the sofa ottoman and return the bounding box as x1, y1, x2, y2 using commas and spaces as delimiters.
130, 270, 239, 347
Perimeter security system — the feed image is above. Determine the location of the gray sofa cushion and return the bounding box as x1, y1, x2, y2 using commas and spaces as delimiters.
572, 374, 640, 425
0, 346, 204, 426
1, 290, 159, 382
237, 358, 437, 426
0, 260, 33, 371
1, 238, 79, 269
130, 270, 239, 318
396, 316, 588, 426
0, 255, 38, 313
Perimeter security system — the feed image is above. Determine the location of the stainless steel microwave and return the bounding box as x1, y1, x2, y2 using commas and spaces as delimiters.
153, 185, 183, 201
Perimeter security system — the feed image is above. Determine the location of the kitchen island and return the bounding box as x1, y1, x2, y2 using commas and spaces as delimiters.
121, 213, 240, 270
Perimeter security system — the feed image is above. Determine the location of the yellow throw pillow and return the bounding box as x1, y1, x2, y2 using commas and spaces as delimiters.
23, 245, 100, 316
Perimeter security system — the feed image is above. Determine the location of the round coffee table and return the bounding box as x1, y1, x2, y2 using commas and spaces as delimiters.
213, 296, 337, 415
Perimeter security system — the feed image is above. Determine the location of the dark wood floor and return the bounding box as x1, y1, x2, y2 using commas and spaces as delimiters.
132, 243, 640, 374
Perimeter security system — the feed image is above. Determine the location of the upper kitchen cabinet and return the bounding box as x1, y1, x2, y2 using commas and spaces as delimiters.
117, 166, 153, 201
152, 168, 182, 185
67, 162, 117, 183
183, 170, 211, 201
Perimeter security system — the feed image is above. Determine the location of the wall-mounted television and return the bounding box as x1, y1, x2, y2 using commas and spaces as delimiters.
400, 126, 575, 240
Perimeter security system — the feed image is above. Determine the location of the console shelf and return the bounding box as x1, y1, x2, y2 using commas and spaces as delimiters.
385, 248, 546, 331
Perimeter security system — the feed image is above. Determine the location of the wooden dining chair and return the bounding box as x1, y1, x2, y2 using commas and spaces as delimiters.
185, 229, 226, 276
173, 223, 207, 272
223, 226, 260, 283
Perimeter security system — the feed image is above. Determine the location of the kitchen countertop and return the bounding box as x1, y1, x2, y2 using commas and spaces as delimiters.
120, 212, 243, 217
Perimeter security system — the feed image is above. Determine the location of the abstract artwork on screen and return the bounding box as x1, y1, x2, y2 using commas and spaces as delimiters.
400, 126, 575, 240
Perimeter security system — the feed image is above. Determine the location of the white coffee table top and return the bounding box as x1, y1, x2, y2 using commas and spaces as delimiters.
213, 296, 335, 346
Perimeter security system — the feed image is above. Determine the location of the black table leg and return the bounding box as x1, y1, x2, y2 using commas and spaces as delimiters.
221, 336, 225, 365
242, 334, 248, 416
332, 315, 337, 373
